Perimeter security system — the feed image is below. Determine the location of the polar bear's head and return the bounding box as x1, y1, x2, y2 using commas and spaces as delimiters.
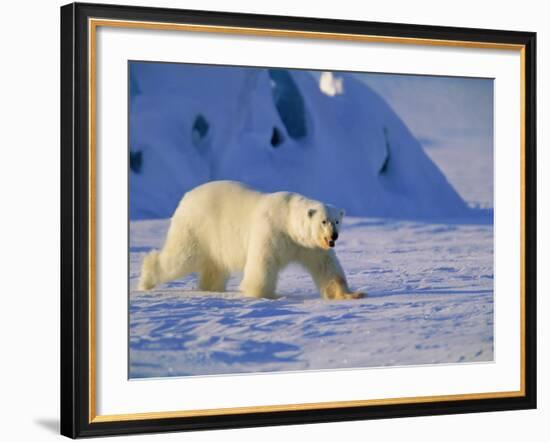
305, 203, 345, 250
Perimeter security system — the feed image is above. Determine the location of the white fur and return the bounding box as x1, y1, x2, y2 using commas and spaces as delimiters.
138, 181, 365, 300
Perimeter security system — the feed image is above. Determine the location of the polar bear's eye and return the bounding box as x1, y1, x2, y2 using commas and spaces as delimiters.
322, 220, 327, 225
336, 221, 339, 224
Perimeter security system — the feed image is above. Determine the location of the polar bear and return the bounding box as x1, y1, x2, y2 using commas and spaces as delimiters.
138, 181, 365, 300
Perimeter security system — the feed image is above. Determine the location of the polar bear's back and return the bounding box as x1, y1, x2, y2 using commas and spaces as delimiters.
178, 180, 260, 211
167, 181, 264, 271
180, 180, 263, 217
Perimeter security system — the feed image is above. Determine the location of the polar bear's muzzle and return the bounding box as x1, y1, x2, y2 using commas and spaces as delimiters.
322, 231, 339, 248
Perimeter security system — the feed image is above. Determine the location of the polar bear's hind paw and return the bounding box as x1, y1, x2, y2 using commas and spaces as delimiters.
138, 250, 160, 291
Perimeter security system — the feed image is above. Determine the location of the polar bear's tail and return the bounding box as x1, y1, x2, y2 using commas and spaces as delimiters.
138, 250, 160, 291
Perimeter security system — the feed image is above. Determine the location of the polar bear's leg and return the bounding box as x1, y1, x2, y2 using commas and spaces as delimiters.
137, 250, 161, 291
239, 247, 279, 299
300, 250, 365, 300
138, 247, 197, 291
239, 263, 279, 299
198, 261, 229, 292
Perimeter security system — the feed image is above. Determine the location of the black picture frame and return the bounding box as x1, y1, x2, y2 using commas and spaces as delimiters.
61, 2, 537, 438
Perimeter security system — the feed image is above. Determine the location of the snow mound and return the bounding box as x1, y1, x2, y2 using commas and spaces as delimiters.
129, 63, 470, 220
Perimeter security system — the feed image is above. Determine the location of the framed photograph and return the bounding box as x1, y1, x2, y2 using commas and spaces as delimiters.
60, 2, 536, 438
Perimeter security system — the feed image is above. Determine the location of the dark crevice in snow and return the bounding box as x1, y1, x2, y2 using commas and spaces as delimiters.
268, 69, 308, 139
191, 114, 210, 147
130, 150, 143, 174
379, 126, 391, 174
270, 127, 285, 148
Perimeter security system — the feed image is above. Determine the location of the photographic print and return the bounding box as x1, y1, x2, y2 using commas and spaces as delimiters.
61, 4, 535, 436
128, 61, 494, 378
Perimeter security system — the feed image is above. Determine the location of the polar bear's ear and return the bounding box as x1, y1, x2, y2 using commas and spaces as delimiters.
307, 208, 317, 218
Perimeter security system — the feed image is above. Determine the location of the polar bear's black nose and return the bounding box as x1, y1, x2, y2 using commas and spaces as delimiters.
331, 232, 338, 241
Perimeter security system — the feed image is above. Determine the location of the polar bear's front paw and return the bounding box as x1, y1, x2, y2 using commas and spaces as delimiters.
322, 278, 366, 300
341, 291, 366, 300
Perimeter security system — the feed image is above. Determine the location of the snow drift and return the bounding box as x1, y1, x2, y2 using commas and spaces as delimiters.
129, 62, 470, 220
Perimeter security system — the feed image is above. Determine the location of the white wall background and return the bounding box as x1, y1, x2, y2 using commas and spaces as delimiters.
0, 0, 546, 440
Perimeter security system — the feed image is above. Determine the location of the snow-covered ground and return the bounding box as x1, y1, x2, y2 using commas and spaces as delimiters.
129, 217, 493, 378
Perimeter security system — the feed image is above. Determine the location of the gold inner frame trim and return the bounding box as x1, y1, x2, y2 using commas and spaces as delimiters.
88, 17, 527, 423
90, 18, 525, 50
91, 391, 524, 423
